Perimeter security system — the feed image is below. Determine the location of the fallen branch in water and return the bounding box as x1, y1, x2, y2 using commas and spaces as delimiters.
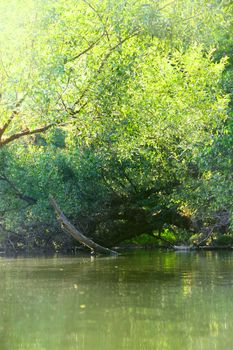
49, 195, 118, 256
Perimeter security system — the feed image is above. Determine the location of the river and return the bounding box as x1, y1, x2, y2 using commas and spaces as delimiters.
1, 250, 233, 349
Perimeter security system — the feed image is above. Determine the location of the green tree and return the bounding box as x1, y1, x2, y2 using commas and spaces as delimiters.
0, 0, 232, 252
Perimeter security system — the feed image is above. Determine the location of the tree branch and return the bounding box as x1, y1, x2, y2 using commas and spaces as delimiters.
0, 112, 17, 140
0, 123, 54, 148
66, 33, 105, 63
97, 29, 141, 74
82, 0, 111, 42
71, 29, 141, 112
0, 174, 37, 204
50, 195, 118, 255
153, 232, 174, 248
0, 94, 28, 139
158, 0, 176, 11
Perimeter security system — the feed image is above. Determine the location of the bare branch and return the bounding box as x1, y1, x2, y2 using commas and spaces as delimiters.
50, 195, 118, 255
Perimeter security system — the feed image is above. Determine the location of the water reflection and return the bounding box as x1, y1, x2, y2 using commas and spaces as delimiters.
0, 251, 233, 349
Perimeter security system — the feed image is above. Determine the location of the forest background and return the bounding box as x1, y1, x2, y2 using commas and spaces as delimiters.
0, 0, 232, 253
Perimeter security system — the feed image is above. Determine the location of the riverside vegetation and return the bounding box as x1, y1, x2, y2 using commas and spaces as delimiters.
0, 0, 232, 254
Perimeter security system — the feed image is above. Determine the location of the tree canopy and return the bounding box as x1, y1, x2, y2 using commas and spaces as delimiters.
0, 0, 232, 253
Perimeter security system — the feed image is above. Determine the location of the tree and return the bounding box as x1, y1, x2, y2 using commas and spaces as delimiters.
0, 0, 232, 252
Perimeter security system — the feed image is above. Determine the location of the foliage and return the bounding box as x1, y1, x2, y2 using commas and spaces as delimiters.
0, 0, 232, 252
213, 234, 233, 247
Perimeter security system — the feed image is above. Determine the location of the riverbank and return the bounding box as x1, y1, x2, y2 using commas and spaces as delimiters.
2, 242, 233, 258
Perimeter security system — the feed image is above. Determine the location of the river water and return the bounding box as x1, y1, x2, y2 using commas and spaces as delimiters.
1, 250, 233, 350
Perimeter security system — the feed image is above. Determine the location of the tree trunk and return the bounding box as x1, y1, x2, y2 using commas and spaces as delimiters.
49, 195, 118, 255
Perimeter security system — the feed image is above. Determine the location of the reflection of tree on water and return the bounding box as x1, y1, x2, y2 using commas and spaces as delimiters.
0, 252, 233, 349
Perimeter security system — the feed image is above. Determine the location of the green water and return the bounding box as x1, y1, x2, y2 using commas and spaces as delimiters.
1, 251, 233, 350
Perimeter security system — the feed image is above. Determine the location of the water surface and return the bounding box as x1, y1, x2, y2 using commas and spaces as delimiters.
1, 250, 233, 350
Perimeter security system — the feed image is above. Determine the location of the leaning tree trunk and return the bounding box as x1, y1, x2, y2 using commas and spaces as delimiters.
49, 195, 118, 256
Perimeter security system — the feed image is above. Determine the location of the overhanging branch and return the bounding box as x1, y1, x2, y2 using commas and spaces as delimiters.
0, 123, 54, 148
